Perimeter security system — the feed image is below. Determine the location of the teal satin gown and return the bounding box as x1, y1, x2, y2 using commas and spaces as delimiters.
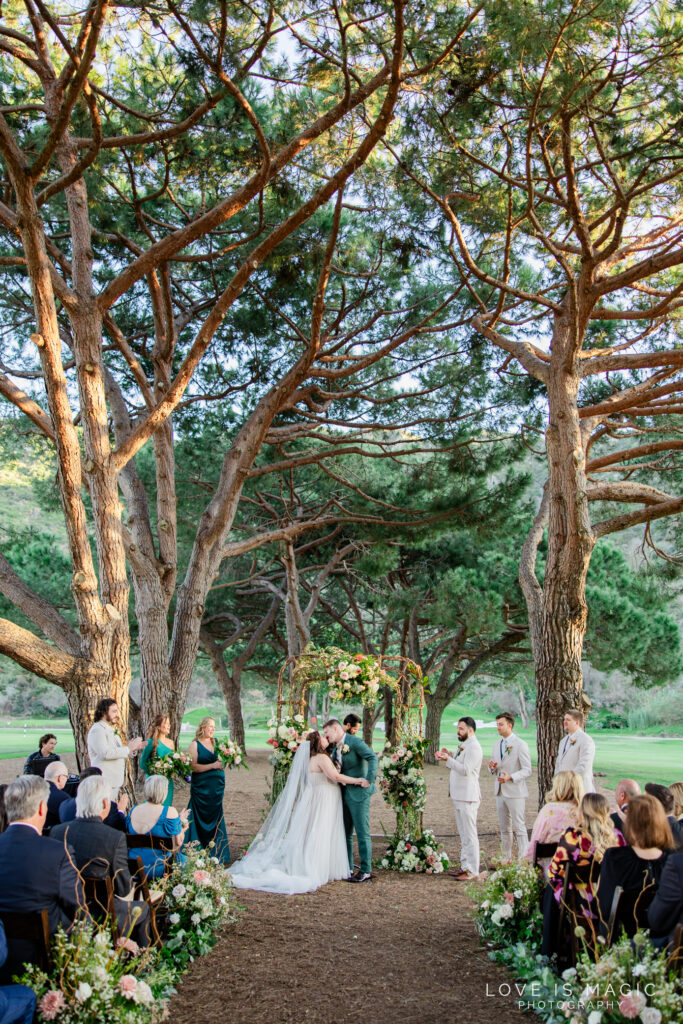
139, 738, 174, 806
186, 740, 230, 863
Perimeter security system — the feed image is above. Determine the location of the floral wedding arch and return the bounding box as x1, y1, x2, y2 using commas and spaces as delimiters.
268, 646, 449, 873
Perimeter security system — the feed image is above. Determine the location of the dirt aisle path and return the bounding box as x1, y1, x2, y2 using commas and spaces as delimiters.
167, 751, 554, 1024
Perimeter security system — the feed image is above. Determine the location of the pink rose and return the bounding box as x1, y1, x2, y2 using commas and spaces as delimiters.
618, 991, 647, 1019
119, 975, 138, 998
504, 892, 515, 905
193, 869, 211, 885
39, 990, 66, 1020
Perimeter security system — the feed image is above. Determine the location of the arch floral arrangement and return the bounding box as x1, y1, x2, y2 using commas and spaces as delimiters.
267, 711, 309, 802
377, 735, 450, 874
324, 651, 396, 707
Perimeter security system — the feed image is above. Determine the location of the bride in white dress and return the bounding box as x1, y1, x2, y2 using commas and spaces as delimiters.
229, 730, 369, 894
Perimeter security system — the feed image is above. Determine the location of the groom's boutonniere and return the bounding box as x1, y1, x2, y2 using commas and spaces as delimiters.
570, 737, 577, 746
342, 744, 350, 754
505, 744, 513, 756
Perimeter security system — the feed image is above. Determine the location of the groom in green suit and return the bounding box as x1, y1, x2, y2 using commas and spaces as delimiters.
324, 719, 377, 883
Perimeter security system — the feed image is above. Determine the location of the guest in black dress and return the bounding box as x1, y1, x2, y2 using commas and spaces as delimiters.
598, 794, 674, 940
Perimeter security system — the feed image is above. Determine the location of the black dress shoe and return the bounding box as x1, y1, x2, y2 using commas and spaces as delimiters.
349, 871, 372, 883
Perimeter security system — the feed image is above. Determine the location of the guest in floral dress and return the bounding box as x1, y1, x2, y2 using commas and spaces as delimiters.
525, 770, 584, 875
542, 793, 624, 957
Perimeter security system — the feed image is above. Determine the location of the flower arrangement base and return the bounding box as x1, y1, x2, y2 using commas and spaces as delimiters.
376, 828, 449, 874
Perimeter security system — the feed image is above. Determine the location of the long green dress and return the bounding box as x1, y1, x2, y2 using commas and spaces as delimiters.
186, 740, 230, 863
139, 738, 174, 806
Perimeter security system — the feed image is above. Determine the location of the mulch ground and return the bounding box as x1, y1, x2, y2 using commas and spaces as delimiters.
1, 748, 614, 1024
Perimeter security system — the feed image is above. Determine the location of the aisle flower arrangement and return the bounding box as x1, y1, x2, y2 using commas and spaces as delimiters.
470, 858, 543, 947
19, 923, 175, 1023
147, 749, 193, 782
378, 828, 450, 873
215, 736, 247, 770
158, 841, 237, 970
560, 931, 683, 1024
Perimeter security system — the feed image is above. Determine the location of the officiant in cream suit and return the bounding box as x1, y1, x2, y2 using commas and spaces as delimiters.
553, 709, 595, 794
488, 711, 532, 859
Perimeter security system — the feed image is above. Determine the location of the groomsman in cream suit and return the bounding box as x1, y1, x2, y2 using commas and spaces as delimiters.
489, 712, 532, 859
553, 709, 595, 793
436, 716, 483, 880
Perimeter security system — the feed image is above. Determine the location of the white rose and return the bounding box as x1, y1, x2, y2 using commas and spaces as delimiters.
498, 903, 513, 919
75, 982, 92, 1002
513, 889, 523, 899
235, 754, 242, 763
480, 900, 490, 910
278, 725, 290, 738
640, 1010, 662, 1024
587, 1012, 602, 1024
172, 884, 186, 899
191, 912, 201, 925
561, 968, 577, 980
294, 714, 304, 723
169, 913, 180, 925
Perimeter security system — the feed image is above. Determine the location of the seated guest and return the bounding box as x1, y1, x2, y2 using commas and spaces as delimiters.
542, 793, 623, 957
525, 770, 584, 875
598, 793, 673, 940
668, 781, 683, 821
126, 775, 189, 880
50, 777, 151, 947
0, 921, 36, 1024
343, 713, 362, 736
610, 778, 641, 833
0, 786, 7, 834
648, 850, 683, 948
58, 767, 127, 831
0, 777, 84, 981
644, 783, 683, 850
22, 733, 59, 777
43, 761, 71, 832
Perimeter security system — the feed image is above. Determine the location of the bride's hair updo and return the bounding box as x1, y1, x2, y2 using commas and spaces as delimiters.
307, 730, 331, 757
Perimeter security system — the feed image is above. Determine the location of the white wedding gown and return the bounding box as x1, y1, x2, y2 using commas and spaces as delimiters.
228, 741, 350, 894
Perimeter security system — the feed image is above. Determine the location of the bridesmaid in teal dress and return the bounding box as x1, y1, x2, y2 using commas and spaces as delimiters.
185, 717, 230, 863
139, 714, 175, 806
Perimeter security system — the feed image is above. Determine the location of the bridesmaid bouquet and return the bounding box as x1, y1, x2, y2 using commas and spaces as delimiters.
148, 749, 193, 782
214, 737, 248, 770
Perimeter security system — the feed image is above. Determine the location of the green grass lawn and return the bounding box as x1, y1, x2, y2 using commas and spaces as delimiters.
2, 711, 681, 790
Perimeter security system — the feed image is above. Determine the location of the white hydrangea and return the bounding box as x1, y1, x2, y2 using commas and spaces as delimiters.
75, 982, 92, 1002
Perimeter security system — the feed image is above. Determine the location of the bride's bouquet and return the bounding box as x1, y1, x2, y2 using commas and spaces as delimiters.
215, 736, 247, 770
148, 749, 193, 782
324, 652, 394, 708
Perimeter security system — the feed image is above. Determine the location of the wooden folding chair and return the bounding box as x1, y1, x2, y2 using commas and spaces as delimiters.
125, 833, 177, 876
0, 908, 51, 980
534, 841, 559, 868
667, 923, 683, 976
82, 874, 119, 941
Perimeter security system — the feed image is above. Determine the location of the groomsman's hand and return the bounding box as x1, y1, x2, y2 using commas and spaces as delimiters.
497, 771, 512, 784
488, 759, 498, 773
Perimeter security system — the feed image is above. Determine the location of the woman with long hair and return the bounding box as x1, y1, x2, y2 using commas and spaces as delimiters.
185, 717, 230, 863
525, 771, 585, 874
598, 793, 674, 939
139, 714, 176, 806
542, 793, 624, 957
230, 730, 369, 894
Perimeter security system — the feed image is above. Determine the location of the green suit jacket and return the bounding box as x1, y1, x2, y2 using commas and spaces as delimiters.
340, 732, 378, 803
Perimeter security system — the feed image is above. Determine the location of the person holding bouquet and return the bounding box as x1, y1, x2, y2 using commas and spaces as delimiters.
139, 714, 176, 806
186, 717, 230, 864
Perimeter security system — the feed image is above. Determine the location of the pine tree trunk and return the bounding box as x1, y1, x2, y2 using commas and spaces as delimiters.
424, 693, 449, 763
522, 306, 595, 802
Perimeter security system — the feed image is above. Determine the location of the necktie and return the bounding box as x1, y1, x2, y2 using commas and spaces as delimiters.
500, 739, 505, 760
563, 736, 570, 756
